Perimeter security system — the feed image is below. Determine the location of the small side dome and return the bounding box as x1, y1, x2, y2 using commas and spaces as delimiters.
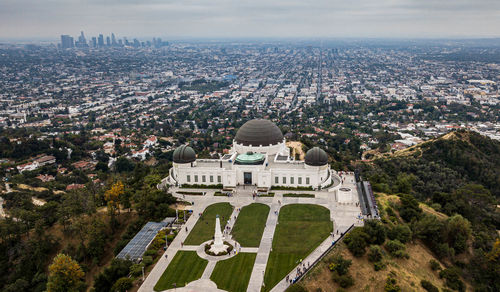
305, 147, 328, 166
173, 145, 196, 163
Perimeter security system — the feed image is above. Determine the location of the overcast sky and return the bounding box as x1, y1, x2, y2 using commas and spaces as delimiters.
1, 0, 500, 40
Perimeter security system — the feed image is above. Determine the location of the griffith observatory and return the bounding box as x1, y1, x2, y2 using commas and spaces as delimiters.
165, 119, 347, 197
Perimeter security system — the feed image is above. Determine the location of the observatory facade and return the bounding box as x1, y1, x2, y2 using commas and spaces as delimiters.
165, 119, 340, 190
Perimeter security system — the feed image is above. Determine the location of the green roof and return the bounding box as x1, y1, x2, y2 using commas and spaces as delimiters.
235, 152, 265, 165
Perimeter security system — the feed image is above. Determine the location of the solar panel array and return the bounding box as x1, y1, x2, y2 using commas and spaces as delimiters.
116, 221, 166, 261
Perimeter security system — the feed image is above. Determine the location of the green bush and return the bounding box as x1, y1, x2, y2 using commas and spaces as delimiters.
110, 277, 133, 292
387, 224, 412, 244
368, 245, 383, 262
421, 280, 439, 292
333, 273, 354, 288
439, 267, 465, 292
93, 259, 133, 292
177, 191, 203, 195
328, 255, 352, 276
142, 256, 153, 266
385, 206, 396, 217
286, 284, 307, 292
374, 261, 386, 271
144, 249, 157, 257
398, 194, 422, 222
129, 263, 144, 277
270, 185, 313, 191
385, 240, 408, 258
363, 220, 386, 245
393, 250, 409, 259
344, 228, 369, 257
180, 184, 222, 189
384, 274, 401, 292
429, 259, 441, 271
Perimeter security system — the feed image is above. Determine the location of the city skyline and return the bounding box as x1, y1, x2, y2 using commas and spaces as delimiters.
1, 0, 500, 40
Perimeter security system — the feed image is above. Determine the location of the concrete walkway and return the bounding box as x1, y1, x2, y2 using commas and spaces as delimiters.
138, 200, 211, 292
201, 261, 217, 279
141, 174, 362, 292
246, 194, 281, 292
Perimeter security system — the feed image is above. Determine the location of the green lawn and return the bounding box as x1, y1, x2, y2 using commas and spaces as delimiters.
154, 251, 208, 291
184, 202, 234, 245
262, 204, 332, 292
210, 253, 257, 292
232, 203, 270, 247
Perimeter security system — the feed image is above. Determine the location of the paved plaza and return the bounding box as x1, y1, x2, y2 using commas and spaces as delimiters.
139, 173, 363, 292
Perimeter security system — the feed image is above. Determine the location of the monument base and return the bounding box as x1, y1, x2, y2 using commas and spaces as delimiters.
204, 241, 234, 256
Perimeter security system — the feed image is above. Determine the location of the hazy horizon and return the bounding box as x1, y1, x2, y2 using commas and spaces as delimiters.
2, 0, 500, 41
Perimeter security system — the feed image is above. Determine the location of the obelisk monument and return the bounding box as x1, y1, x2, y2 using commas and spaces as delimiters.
210, 214, 228, 253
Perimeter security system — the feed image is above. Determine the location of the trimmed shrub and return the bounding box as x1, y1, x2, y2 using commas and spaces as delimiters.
204, 241, 234, 256
142, 256, 153, 266
180, 184, 223, 189
129, 263, 144, 277
144, 249, 157, 257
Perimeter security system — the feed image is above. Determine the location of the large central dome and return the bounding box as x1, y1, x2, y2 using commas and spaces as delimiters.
235, 119, 284, 146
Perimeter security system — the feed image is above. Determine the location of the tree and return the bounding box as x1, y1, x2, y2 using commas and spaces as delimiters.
111, 277, 133, 292
385, 240, 408, 258
398, 194, 422, 222
95, 161, 109, 172
47, 254, 85, 292
105, 181, 124, 228
421, 280, 439, 292
446, 215, 471, 254
115, 157, 135, 172
329, 255, 352, 275
364, 220, 386, 245
93, 259, 133, 292
394, 173, 415, 194
387, 224, 412, 244
344, 228, 369, 257
368, 245, 383, 262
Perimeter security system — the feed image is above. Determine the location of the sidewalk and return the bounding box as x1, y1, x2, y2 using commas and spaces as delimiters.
138, 202, 209, 292
246, 195, 281, 292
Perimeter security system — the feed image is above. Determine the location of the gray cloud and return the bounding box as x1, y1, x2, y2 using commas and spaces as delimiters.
0, 0, 499, 40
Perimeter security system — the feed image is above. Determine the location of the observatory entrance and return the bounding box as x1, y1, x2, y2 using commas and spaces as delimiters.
243, 172, 252, 185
